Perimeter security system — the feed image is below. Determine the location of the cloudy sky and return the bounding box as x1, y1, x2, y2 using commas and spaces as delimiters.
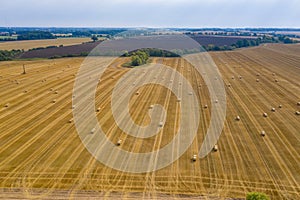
0, 0, 299, 27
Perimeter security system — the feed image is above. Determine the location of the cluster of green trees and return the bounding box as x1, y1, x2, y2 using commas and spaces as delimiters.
17, 31, 55, 40
91, 35, 98, 42
204, 35, 298, 51
0, 50, 22, 61
278, 35, 295, 43
130, 50, 149, 66
123, 48, 182, 67
246, 192, 270, 200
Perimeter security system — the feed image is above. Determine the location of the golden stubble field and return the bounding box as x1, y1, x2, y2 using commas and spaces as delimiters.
0, 43, 299, 199
0, 37, 91, 51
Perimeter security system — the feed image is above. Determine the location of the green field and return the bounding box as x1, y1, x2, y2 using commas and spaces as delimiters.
0, 35, 17, 40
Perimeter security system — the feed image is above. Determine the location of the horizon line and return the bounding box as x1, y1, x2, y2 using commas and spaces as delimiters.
1, 26, 300, 29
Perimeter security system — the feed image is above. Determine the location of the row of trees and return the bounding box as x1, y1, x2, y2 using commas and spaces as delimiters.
204, 35, 298, 51
17, 31, 55, 40
124, 48, 179, 58
71, 29, 125, 37
139, 48, 179, 57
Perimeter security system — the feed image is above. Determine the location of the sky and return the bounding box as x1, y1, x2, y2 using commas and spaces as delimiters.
0, 0, 299, 28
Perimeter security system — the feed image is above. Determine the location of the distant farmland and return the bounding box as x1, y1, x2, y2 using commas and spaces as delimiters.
0, 37, 91, 51
17, 35, 257, 59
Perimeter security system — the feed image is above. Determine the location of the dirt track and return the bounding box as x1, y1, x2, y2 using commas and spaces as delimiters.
0, 44, 299, 199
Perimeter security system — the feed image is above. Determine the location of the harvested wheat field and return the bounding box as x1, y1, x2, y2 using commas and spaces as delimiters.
0, 43, 299, 199
0, 37, 91, 51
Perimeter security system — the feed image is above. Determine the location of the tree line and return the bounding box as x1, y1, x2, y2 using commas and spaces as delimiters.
124, 48, 179, 58
16, 31, 56, 40
204, 35, 298, 51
